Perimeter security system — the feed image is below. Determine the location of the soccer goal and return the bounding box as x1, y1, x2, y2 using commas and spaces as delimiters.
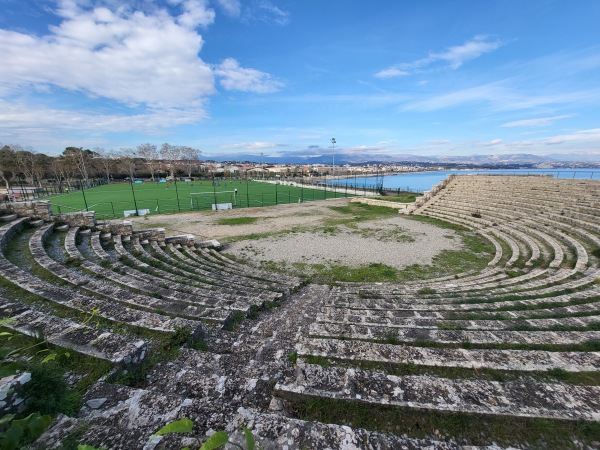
190, 190, 238, 210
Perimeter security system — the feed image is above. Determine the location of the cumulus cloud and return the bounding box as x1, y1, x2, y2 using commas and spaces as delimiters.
214, 58, 284, 93
0, 0, 216, 108
375, 35, 503, 78
171, 0, 216, 28
502, 115, 572, 127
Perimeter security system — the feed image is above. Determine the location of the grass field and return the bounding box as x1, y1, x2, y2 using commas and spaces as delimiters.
44, 180, 355, 219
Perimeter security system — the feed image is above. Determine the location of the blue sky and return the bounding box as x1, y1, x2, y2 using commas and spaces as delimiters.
1, 0, 599, 161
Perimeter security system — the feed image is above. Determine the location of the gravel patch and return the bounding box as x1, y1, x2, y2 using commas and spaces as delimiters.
129, 199, 351, 241
225, 216, 462, 270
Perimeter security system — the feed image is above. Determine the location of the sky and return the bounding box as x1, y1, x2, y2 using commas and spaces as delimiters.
1, 0, 600, 161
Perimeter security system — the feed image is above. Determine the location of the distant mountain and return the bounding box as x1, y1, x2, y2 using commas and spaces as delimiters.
208, 152, 566, 165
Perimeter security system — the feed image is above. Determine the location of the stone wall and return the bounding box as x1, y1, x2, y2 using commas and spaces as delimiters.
98, 220, 134, 236
164, 234, 195, 245
413, 174, 456, 209
133, 228, 166, 241
53, 212, 96, 227
0, 201, 52, 220
0, 201, 96, 227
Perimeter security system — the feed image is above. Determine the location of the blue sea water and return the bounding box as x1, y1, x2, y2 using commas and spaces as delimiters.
335, 168, 600, 193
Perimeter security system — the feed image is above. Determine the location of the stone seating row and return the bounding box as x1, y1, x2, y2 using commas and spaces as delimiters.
32, 224, 233, 325
127, 237, 280, 303
323, 283, 600, 312
0, 296, 146, 365
183, 244, 305, 291
86, 231, 285, 317
111, 236, 279, 308
162, 242, 295, 294
315, 306, 600, 331
64, 230, 234, 322
84, 231, 252, 309
327, 268, 600, 307
0, 219, 204, 337
275, 363, 600, 421
296, 337, 600, 372
308, 321, 600, 346
423, 196, 593, 270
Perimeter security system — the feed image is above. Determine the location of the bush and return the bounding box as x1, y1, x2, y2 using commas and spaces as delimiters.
21, 363, 77, 416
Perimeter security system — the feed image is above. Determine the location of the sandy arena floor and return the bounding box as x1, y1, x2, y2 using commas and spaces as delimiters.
130, 198, 462, 269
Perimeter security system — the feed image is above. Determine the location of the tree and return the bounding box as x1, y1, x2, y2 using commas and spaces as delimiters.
160, 143, 183, 179
92, 148, 117, 182
136, 143, 160, 181
180, 146, 202, 178
0, 145, 17, 192
116, 148, 138, 181
63, 147, 94, 185
11, 144, 39, 186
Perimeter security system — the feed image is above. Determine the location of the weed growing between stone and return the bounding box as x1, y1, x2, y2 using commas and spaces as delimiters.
284, 396, 600, 448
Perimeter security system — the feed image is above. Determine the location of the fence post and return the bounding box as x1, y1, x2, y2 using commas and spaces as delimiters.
174, 179, 181, 211
80, 180, 89, 211
111, 202, 116, 218
246, 178, 250, 207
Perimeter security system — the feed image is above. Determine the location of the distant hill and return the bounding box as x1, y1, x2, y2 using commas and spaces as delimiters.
208, 152, 567, 165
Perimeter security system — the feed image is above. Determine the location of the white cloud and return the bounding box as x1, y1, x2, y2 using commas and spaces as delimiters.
0, 1, 215, 108
375, 35, 503, 78
215, 0, 241, 17
0, 98, 208, 150
171, 0, 216, 28
400, 81, 599, 113
214, 58, 283, 93
0, 99, 207, 132
374, 68, 409, 79
256, 0, 289, 25
502, 115, 572, 127
483, 139, 503, 146
220, 142, 283, 149
401, 82, 508, 111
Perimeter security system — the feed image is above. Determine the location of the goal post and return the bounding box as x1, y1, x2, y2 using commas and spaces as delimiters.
190, 190, 237, 209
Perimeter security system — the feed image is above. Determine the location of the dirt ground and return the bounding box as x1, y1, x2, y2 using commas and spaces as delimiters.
129, 198, 461, 270
129, 198, 353, 241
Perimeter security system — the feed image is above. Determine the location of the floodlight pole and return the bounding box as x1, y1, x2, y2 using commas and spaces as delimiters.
331, 138, 336, 180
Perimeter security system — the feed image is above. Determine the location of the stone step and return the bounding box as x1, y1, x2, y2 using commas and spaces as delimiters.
297, 337, 600, 372
309, 321, 600, 346
276, 364, 600, 421
0, 297, 147, 365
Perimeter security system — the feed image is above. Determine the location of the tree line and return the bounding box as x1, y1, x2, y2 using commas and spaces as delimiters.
0, 144, 202, 191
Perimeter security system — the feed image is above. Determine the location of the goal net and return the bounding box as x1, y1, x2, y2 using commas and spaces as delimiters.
190, 191, 238, 209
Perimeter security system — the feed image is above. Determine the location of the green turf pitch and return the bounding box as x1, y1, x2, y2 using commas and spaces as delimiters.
45, 180, 353, 218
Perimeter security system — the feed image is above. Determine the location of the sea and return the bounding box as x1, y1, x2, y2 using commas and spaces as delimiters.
333, 168, 600, 193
